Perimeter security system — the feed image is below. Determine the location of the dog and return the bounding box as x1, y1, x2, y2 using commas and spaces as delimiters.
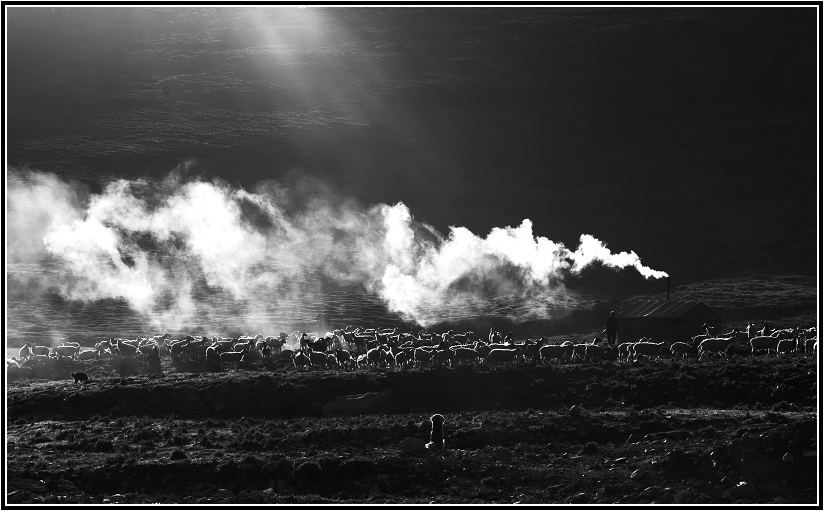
71, 372, 90, 384
426, 413, 445, 450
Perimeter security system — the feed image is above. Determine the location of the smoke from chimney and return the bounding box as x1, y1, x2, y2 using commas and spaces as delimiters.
7, 167, 669, 331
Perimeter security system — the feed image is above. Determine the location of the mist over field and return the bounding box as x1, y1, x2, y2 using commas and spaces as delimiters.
8, 166, 671, 340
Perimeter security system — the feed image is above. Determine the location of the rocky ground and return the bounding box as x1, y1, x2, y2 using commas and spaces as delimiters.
5, 353, 820, 505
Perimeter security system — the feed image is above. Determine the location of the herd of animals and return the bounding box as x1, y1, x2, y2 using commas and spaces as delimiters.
6, 321, 819, 378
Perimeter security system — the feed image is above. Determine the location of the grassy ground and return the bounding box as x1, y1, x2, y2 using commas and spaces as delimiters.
6, 353, 819, 504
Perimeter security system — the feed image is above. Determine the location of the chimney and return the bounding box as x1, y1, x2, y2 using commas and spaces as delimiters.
666, 276, 671, 301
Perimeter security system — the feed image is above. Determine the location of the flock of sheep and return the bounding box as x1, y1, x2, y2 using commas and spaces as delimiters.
7, 323, 818, 375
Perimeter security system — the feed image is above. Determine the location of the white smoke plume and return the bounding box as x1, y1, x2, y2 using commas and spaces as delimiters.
6, 168, 668, 332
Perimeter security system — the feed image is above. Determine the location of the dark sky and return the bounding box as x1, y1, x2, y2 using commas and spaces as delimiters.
6, 6, 819, 282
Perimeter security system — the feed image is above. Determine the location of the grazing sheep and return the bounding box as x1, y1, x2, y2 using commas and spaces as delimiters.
53, 345, 79, 358
539, 344, 572, 365
803, 337, 817, 355
116, 338, 138, 358
308, 349, 328, 369
487, 348, 519, 368
426, 414, 445, 450
776, 338, 798, 356
30, 344, 50, 357
7, 358, 21, 369
18, 343, 33, 361
632, 342, 668, 362
451, 346, 479, 367
670, 342, 695, 361
184, 339, 209, 358
266, 335, 288, 356
698, 338, 735, 361
750, 336, 780, 358
293, 349, 310, 372
616, 342, 634, 363
413, 347, 435, 370
520, 339, 545, 364
570, 343, 594, 363
433, 348, 456, 368
366, 346, 385, 368
394, 350, 412, 370
219, 348, 249, 371
335, 349, 353, 370
381, 347, 397, 368
584, 344, 607, 363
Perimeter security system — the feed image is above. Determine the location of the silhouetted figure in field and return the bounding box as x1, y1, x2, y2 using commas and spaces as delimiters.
426, 414, 445, 450
605, 311, 618, 345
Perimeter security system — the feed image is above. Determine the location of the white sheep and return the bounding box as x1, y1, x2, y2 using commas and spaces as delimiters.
52, 346, 80, 357
616, 342, 633, 363
413, 347, 435, 370
750, 336, 780, 358
116, 338, 138, 357
569, 344, 589, 362
75, 348, 98, 361
539, 344, 572, 365
293, 349, 310, 372
336, 349, 354, 370
776, 338, 798, 356
632, 341, 668, 362
18, 343, 33, 361
487, 348, 519, 368
451, 346, 479, 367
669, 342, 694, 361
219, 348, 249, 371
584, 344, 607, 363
30, 344, 50, 357
393, 350, 412, 370
698, 338, 735, 361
